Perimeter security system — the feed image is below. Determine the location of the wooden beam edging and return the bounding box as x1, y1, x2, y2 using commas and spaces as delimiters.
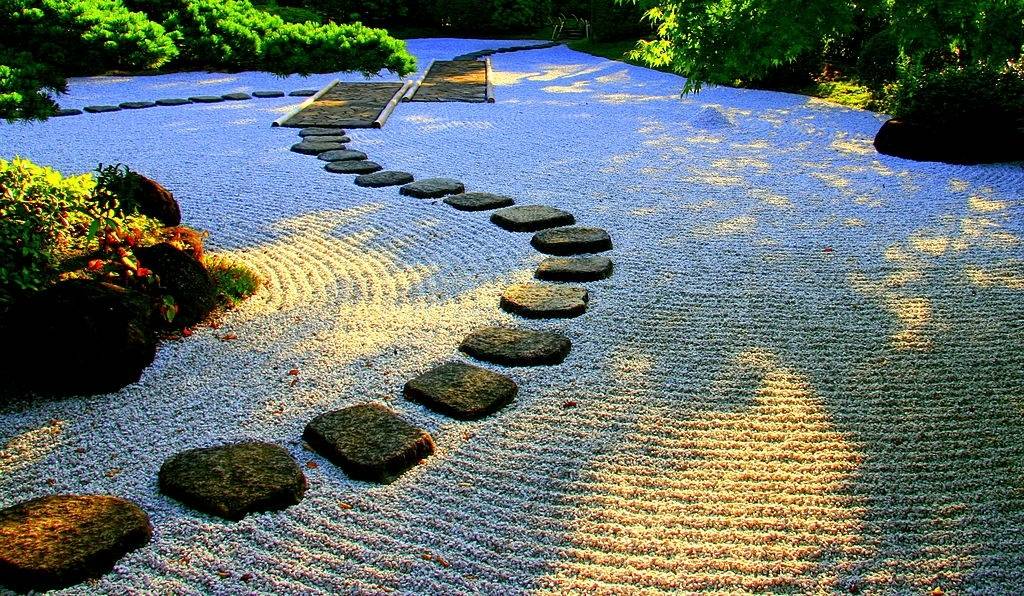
409, 61, 442, 103
401, 61, 432, 102
271, 79, 339, 127
485, 58, 495, 104
373, 80, 414, 129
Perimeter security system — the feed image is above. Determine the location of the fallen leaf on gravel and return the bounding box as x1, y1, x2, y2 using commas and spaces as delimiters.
217, 569, 231, 579
240, 573, 253, 582
182, 328, 192, 337
209, 322, 221, 329
105, 467, 121, 478
46, 478, 56, 486
75, 447, 86, 454
290, 379, 299, 387
823, 246, 834, 253
422, 553, 450, 567
288, 368, 300, 376
338, 501, 353, 510
931, 589, 945, 596
221, 333, 238, 341
306, 460, 318, 469
563, 400, 577, 408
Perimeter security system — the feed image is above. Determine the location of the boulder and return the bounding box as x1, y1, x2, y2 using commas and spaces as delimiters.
134, 243, 217, 327
135, 175, 181, 226
874, 117, 1024, 164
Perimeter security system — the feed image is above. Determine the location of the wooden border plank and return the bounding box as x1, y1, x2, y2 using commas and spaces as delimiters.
402, 61, 432, 102
485, 58, 495, 104
374, 80, 414, 128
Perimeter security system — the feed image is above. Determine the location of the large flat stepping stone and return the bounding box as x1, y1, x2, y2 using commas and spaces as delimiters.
444, 192, 514, 211
221, 92, 251, 101
188, 95, 225, 103
404, 362, 517, 420
399, 178, 466, 199
460, 327, 571, 366
0, 495, 151, 592
299, 127, 346, 137
491, 205, 575, 232
531, 227, 613, 255
326, 160, 383, 174
155, 98, 191, 106
253, 90, 285, 98
291, 140, 346, 155
290, 89, 319, 97
304, 404, 434, 483
83, 105, 121, 113
53, 108, 82, 117
317, 149, 367, 162
536, 256, 613, 281
355, 171, 414, 188
500, 283, 589, 318
159, 442, 306, 520
119, 101, 156, 109
305, 135, 350, 145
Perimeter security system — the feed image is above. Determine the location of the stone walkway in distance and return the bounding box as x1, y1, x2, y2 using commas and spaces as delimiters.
410, 60, 489, 103
276, 82, 407, 128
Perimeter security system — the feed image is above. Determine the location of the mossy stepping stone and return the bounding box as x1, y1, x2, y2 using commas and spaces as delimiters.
500, 283, 589, 318
159, 442, 306, 520
459, 327, 571, 366
299, 127, 345, 137
155, 98, 191, 106
253, 90, 285, 98
305, 135, 350, 145
304, 404, 434, 483
405, 362, 518, 420
83, 105, 121, 113
289, 89, 319, 97
119, 101, 156, 109
444, 192, 515, 211
317, 149, 367, 162
188, 95, 225, 103
491, 205, 575, 232
325, 161, 383, 174
531, 227, 613, 255
291, 141, 345, 155
53, 108, 82, 117
536, 256, 613, 281
355, 171, 414, 188
0, 495, 151, 592
221, 92, 251, 101
399, 178, 466, 199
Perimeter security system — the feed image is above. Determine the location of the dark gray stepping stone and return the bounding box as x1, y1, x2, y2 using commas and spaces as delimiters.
221, 92, 251, 101
299, 127, 345, 137
83, 105, 121, 113
289, 89, 319, 97
536, 256, 613, 281
444, 192, 514, 211
500, 283, 588, 318
0, 495, 151, 592
304, 135, 349, 144
119, 101, 156, 109
355, 171, 414, 188
404, 361, 517, 420
491, 205, 575, 232
531, 227, 613, 255
317, 149, 367, 162
253, 90, 285, 98
459, 327, 571, 366
399, 178, 466, 199
325, 160, 383, 174
53, 108, 82, 117
291, 141, 345, 155
158, 442, 306, 520
304, 403, 435, 483
188, 95, 224, 103
155, 98, 191, 106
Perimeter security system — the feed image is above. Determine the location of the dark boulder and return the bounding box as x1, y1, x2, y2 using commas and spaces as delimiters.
135, 176, 181, 226
874, 117, 1024, 165
134, 243, 217, 328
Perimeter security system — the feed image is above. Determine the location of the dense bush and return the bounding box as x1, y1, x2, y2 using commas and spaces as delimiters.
887, 63, 1024, 126
262, 21, 417, 75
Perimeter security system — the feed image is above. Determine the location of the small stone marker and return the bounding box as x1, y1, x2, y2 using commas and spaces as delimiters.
0, 495, 151, 592
83, 105, 121, 113
444, 192, 515, 211
325, 160, 383, 174
155, 98, 191, 106
317, 149, 367, 162
188, 95, 225, 103
536, 256, 613, 281
459, 327, 571, 366
491, 205, 575, 232
531, 227, 613, 255
304, 403, 435, 483
289, 89, 319, 97
500, 283, 589, 318
299, 127, 346, 137
405, 361, 518, 420
221, 92, 251, 101
291, 141, 345, 155
355, 171, 415, 188
53, 108, 82, 117
399, 178, 466, 199
253, 90, 285, 98
119, 101, 156, 109
159, 442, 306, 520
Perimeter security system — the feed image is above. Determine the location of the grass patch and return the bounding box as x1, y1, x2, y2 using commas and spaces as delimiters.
204, 255, 261, 307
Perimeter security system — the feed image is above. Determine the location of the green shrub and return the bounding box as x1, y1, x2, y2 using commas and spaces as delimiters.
0, 51, 67, 122
262, 21, 416, 75
161, 0, 277, 68
253, 0, 323, 23
204, 254, 261, 306
887, 63, 1024, 127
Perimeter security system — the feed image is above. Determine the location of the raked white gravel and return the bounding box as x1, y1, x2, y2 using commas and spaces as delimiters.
2, 38, 1024, 594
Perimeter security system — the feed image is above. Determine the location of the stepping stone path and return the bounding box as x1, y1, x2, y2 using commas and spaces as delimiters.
444, 192, 514, 211
500, 283, 589, 318
326, 160, 383, 174
300, 127, 346, 137
84, 105, 120, 113
491, 205, 576, 232
318, 149, 367, 162
0, 495, 151, 592
536, 256, 614, 281
221, 92, 251, 101
156, 98, 191, 106
405, 361, 518, 420
188, 95, 225, 103
305, 135, 350, 144
399, 178, 466, 199
304, 404, 435, 483
289, 89, 319, 97
531, 226, 613, 255
159, 442, 306, 520
355, 171, 414, 188
253, 90, 285, 98
291, 140, 346, 155
460, 327, 571, 366
119, 101, 156, 109
54, 108, 82, 117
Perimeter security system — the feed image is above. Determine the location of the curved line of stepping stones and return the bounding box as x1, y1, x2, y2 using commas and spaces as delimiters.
56, 88, 320, 117
452, 40, 563, 62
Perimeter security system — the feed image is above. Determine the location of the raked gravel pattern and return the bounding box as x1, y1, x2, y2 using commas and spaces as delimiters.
1, 38, 1024, 594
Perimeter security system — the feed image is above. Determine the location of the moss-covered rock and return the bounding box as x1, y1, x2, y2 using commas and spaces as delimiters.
459, 327, 572, 366
404, 361, 518, 420
135, 242, 216, 327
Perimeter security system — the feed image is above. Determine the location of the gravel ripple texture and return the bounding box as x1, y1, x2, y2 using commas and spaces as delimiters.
2, 39, 1024, 594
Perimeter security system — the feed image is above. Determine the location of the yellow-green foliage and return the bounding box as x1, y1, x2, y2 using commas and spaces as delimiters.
204, 255, 261, 306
